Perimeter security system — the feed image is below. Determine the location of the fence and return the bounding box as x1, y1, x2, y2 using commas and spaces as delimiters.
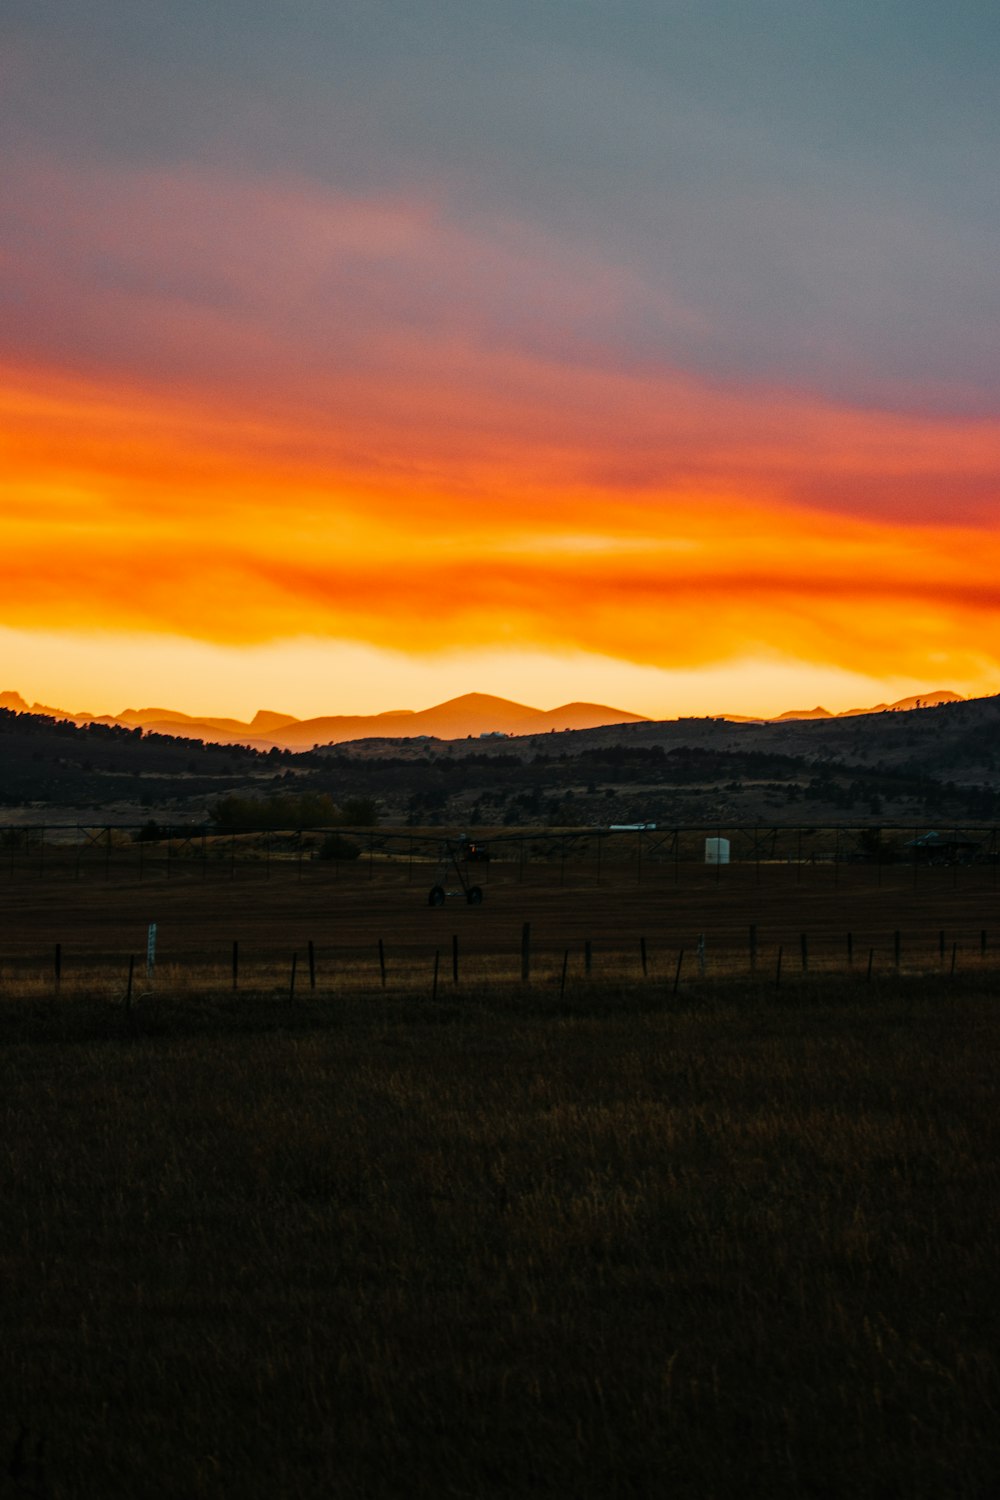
3, 920, 998, 1007
2, 820, 997, 1003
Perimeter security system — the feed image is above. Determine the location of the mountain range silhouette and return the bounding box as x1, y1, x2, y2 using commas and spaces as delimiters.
0, 687, 964, 750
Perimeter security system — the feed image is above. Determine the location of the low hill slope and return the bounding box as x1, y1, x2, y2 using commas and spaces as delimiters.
500, 693, 1000, 787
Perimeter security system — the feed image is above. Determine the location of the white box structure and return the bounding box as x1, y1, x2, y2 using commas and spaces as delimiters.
705, 837, 730, 865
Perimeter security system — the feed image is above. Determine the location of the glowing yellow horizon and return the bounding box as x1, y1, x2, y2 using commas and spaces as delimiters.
0, 627, 990, 734
3, 358, 999, 718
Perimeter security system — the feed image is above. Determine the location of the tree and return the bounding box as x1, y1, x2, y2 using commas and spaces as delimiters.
340, 796, 379, 826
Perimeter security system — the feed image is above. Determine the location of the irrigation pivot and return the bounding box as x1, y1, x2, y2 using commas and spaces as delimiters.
427, 835, 486, 908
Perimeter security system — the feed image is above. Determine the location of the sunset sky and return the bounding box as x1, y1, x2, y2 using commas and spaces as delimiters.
2, 1, 998, 721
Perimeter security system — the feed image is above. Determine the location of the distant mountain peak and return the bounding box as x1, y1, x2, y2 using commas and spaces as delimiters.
433, 692, 539, 714
775, 705, 833, 721
249, 709, 300, 730
837, 689, 964, 718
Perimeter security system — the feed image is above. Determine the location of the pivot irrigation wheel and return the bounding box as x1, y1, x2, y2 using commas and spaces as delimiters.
428, 885, 446, 907
466, 886, 484, 905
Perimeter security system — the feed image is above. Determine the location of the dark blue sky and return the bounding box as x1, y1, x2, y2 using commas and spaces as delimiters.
5, 0, 999, 412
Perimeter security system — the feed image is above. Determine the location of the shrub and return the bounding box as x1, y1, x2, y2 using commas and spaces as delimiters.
212, 792, 341, 831
340, 796, 378, 826
316, 832, 361, 861
134, 819, 166, 842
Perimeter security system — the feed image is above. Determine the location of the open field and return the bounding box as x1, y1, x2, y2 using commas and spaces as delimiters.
0, 842, 998, 990
1, 969, 998, 1498
4, 846, 999, 1495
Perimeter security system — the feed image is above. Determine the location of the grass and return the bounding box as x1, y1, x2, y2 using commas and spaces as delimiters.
1, 970, 998, 1498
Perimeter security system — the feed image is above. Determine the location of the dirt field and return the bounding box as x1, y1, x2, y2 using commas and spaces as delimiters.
2, 845, 997, 987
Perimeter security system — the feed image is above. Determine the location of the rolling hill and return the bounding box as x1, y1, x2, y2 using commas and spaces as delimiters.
1, 689, 998, 828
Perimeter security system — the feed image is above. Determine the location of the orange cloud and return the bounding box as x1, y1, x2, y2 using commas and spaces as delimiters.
2, 159, 999, 697
6, 158, 998, 512
2, 356, 999, 691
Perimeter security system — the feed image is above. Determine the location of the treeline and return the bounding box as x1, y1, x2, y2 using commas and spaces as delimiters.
0, 707, 255, 759
0, 708, 141, 743
211, 792, 378, 831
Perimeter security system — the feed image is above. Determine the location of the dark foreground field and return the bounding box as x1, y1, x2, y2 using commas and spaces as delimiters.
2, 960, 998, 1498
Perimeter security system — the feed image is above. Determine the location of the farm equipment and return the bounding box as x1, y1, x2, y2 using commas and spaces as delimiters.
428, 836, 486, 906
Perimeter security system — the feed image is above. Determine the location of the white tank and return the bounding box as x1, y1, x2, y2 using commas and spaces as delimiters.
705, 837, 730, 864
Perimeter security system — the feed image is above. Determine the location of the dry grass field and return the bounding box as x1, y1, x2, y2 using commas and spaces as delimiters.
2, 856, 999, 1497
